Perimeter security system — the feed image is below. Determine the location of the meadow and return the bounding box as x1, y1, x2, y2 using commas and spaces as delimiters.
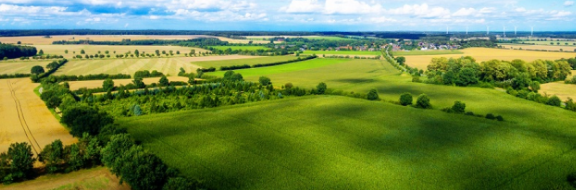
208, 58, 350, 77
208, 46, 269, 51
301, 50, 382, 56
403, 48, 576, 70
54, 58, 200, 76
394, 50, 463, 56
0, 60, 51, 74
33, 45, 206, 59
191, 55, 298, 68
119, 95, 576, 190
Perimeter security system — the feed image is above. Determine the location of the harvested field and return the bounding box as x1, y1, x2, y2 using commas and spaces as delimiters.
208, 46, 269, 51
33, 45, 207, 59
302, 50, 381, 56
404, 48, 576, 70
500, 44, 576, 52
0, 60, 51, 75
540, 82, 576, 101
178, 55, 263, 64
0, 35, 209, 45
0, 167, 129, 190
191, 56, 297, 68
0, 78, 76, 154
67, 77, 190, 91
54, 58, 200, 76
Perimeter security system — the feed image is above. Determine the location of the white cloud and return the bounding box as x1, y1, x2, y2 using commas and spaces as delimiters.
565, 1, 574, 7
281, 0, 323, 13
369, 16, 397, 23
323, 0, 382, 14
453, 8, 475, 17
388, 4, 451, 18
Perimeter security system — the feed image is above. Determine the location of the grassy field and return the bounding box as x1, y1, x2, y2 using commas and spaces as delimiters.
191, 56, 298, 68
208, 46, 269, 51
54, 58, 199, 76
119, 95, 576, 190
500, 43, 576, 52
208, 58, 350, 77
404, 48, 576, 70
33, 45, 206, 59
302, 50, 381, 56
0, 60, 51, 74
394, 50, 464, 56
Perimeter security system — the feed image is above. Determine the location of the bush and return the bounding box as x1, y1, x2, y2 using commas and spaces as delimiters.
413, 94, 431, 109
546, 96, 562, 107
61, 106, 114, 137
486, 113, 496, 120
399, 93, 413, 106
316, 82, 327, 94
366, 89, 379, 100
451, 101, 466, 114
259, 76, 271, 86
495, 115, 504, 121
30, 65, 45, 75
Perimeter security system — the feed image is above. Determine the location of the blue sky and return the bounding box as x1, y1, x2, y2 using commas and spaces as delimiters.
0, 0, 574, 31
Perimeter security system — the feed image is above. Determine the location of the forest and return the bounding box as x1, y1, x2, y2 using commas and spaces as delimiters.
0, 44, 37, 59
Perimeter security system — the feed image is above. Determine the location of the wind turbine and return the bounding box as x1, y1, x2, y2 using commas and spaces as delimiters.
503, 26, 506, 38
487, 26, 490, 35
446, 26, 449, 35
466, 26, 469, 35
514, 26, 517, 36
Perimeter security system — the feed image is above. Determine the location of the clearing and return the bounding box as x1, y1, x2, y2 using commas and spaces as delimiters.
404, 48, 576, 70
33, 45, 207, 59
0, 78, 76, 154
119, 95, 576, 190
0, 60, 51, 75
0, 167, 129, 190
302, 50, 381, 56
191, 56, 298, 68
67, 76, 190, 91
208, 58, 350, 77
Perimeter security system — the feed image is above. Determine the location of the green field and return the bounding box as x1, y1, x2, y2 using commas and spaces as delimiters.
192, 56, 299, 68
302, 50, 381, 56
208, 46, 269, 51
246, 36, 347, 41
394, 50, 464, 56
120, 95, 576, 190
208, 58, 349, 77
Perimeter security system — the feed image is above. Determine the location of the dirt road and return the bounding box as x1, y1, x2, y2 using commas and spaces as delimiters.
0, 78, 76, 154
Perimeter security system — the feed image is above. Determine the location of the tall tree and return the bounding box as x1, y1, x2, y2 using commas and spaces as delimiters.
103, 78, 114, 91
8, 142, 36, 181
30, 65, 45, 75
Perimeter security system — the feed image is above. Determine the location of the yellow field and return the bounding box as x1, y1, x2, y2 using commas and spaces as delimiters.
33, 45, 207, 59
0, 35, 266, 45
404, 48, 576, 70
540, 70, 576, 101
0, 60, 51, 74
500, 44, 576, 52
67, 77, 190, 91
0, 167, 129, 190
54, 58, 199, 76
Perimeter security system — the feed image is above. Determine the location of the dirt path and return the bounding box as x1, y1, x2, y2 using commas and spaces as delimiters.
0, 78, 76, 154
0, 167, 129, 190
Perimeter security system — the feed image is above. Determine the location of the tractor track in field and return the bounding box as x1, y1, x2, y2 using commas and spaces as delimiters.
7, 80, 41, 156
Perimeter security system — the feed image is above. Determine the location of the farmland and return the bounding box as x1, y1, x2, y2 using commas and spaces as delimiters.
119, 95, 576, 190
394, 50, 463, 56
0, 35, 266, 45
54, 58, 200, 76
208, 46, 269, 51
67, 77, 190, 91
0, 60, 51, 75
403, 48, 576, 70
301, 50, 382, 56
33, 45, 206, 59
500, 43, 576, 52
246, 35, 347, 41
191, 55, 298, 68
0, 167, 129, 190
521, 40, 576, 46
208, 58, 350, 77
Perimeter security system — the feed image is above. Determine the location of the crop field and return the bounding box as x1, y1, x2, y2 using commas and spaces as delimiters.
0, 60, 51, 75
0, 167, 129, 190
394, 50, 464, 56
67, 76, 190, 91
500, 43, 576, 52
246, 35, 347, 41
301, 50, 382, 56
403, 48, 576, 70
540, 81, 576, 101
0, 78, 76, 154
522, 40, 576, 46
208, 58, 350, 77
120, 95, 576, 190
191, 55, 298, 68
0, 35, 213, 45
33, 45, 207, 59
208, 46, 269, 51
54, 58, 200, 76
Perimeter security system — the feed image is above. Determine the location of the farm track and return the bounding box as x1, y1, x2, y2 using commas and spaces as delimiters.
6, 80, 41, 155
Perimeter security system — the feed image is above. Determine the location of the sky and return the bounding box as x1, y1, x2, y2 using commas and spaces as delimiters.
0, 0, 574, 31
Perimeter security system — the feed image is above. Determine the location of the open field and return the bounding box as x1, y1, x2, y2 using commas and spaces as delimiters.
0, 78, 76, 154
394, 50, 464, 56
54, 58, 200, 76
208, 58, 350, 77
246, 35, 347, 41
0, 35, 211, 45
404, 48, 576, 70
522, 40, 576, 46
0, 60, 51, 75
302, 50, 381, 56
208, 46, 269, 51
191, 56, 298, 68
0, 167, 129, 190
500, 43, 576, 52
120, 95, 576, 190
33, 45, 207, 59
540, 81, 576, 101
67, 76, 189, 91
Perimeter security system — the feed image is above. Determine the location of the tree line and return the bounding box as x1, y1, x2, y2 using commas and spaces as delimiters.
220, 55, 317, 71
0, 44, 37, 59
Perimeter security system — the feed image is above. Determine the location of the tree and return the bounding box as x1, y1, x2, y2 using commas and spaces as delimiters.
80, 49, 85, 54
451, 101, 466, 114
259, 76, 271, 86
38, 49, 44, 55
133, 105, 142, 116
61, 106, 114, 137
2, 57, 7, 61
103, 78, 114, 91
163, 177, 197, 190
116, 146, 169, 190
529, 81, 540, 92
7, 142, 35, 181
456, 67, 479, 86
17, 41, 21, 45
443, 70, 457, 85
135, 49, 140, 57
64, 50, 68, 54
367, 89, 379, 100
133, 77, 145, 88
190, 49, 196, 56
101, 134, 135, 172
155, 50, 160, 56
159, 76, 169, 86
176, 50, 180, 55
46, 96, 62, 109
30, 65, 45, 75
40, 140, 64, 173
230, 73, 244, 82
399, 93, 413, 106
395, 56, 406, 65
187, 75, 196, 85
547, 96, 562, 107
66, 143, 84, 172
316, 82, 327, 95
46, 61, 59, 70
415, 94, 432, 109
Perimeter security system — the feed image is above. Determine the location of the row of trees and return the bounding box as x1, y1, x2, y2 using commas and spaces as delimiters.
221, 55, 317, 71
0, 44, 37, 59
30, 59, 68, 82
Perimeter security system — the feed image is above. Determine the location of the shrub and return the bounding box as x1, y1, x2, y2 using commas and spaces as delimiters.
415, 94, 431, 109
566, 98, 576, 111
259, 76, 271, 86
30, 65, 45, 75
451, 101, 466, 114
366, 89, 379, 100
316, 82, 327, 95
412, 76, 422, 83
159, 76, 169, 86
546, 96, 562, 107
399, 93, 413, 106
465, 112, 475, 116
495, 115, 504, 121
486, 113, 496, 120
